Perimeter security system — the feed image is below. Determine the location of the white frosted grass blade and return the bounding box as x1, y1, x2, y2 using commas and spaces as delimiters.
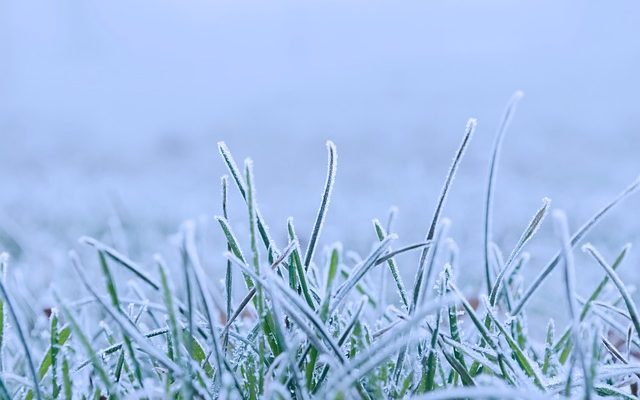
80, 236, 160, 290
417, 219, 450, 310
583, 243, 640, 341
489, 197, 550, 306
373, 219, 409, 309
330, 234, 396, 313
553, 210, 592, 400
217, 142, 277, 258
0, 255, 42, 400
426, 118, 476, 241
413, 118, 475, 312
483, 91, 525, 294
512, 175, 640, 316
303, 141, 337, 268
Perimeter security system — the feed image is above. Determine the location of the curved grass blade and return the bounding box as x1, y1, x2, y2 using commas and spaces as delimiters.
583, 243, 640, 341
331, 235, 396, 313
489, 197, 550, 306
483, 91, 524, 293
303, 141, 337, 268
512, 176, 640, 316
554, 243, 630, 362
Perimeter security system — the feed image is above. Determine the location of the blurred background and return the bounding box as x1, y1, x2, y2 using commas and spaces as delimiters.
1, 0, 639, 316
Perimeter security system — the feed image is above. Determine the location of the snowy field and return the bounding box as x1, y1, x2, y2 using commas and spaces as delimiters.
2, 0, 640, 330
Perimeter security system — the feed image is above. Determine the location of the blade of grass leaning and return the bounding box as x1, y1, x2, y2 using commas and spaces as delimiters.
303, 140, 337, 269
512, 175, 640, 316
489, 198, 550, 306
374, 219, 409, 309
217, 142, 277, 260
412, 118, 476, 312
221, 175, 233, 349
554, 243, 630, 362
553, 210, 592, 400
331, 235, 396, 313
221, 240, 296, 336
215, 216, 253, 291
80, 236, 160, 290
483, 91, 525, 294
583, 243, 640, 341
0, 256, 42, 400
288, 218, 317, 310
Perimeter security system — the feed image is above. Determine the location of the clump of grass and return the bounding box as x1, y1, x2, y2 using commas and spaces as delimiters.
1, 93, 640, 399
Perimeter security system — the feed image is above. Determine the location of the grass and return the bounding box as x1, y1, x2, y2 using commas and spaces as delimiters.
1, 94, 640, 398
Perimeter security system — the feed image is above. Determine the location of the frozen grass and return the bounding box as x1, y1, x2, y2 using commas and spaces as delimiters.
1, 96, 640, 398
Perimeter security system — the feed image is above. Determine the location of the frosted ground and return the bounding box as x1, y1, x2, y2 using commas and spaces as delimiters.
1, 0, 640, 323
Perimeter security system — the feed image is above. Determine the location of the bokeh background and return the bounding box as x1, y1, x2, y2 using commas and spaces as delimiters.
1, 1, 639, 317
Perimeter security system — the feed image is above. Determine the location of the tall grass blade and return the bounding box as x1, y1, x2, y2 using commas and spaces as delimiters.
553, 210, 592, 400
483, 91, 524, 293
512, 175, 640, 315
303, 141, 337, 268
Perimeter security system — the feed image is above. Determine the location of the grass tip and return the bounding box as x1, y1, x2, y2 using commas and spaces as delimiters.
326, 140, 337, 151
466, 117, 478, 130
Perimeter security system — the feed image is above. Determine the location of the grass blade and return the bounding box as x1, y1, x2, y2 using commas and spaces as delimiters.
512, 175, 640, 316
582, 243, 640, 341
0, 255, 42, 400
483, 91, 524, 293
553, 210, 592, 400
303, 141, 337, 268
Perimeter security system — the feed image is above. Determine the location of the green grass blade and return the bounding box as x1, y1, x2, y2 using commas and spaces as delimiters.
373, 219, 409, 310
303, 141, 337, 268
